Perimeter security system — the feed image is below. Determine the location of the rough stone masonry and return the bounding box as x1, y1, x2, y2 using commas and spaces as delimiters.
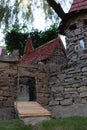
0, 1, 87, 119
48, 10, 87, 118
48, 55, 87, 118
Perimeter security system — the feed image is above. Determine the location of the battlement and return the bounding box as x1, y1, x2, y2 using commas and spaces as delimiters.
0, 48, 19, 63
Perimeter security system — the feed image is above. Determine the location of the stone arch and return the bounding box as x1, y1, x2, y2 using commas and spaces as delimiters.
16, 65, 50, 106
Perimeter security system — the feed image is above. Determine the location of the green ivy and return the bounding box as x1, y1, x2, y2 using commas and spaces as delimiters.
5, 23, 58, 57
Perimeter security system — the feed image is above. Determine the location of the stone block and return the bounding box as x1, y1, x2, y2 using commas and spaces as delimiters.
72, 83, 79, 88
0, 49, 7, 55
74, 28, 81, 35
80, 92, 87, 98
0, 90, 3, 95
82, 67, 87, 72
78, 86, 87, 92
81, 80, 87, 86
64, 78, 74, 82
81, 98, 87, 104
0, 107, 17, 120
54, 93, 63, 99
3, 91, 11, 97
55, 97, 63, 101
0, 101, 3, 108
1, 87, 9, 90
22, 116, 51, 125
38, 73, 46, 80
12, 50, 19, 57
49, 100, 59, 106
51, 104, 87, 118
64, 93, 71, 98
58, 73, 66, 79
73, 96, 81, 103
3, 100, 14, 107
83, 72, 87, 76
51, 87, 64, 93
48, 64, 58, 73
65, 87, 76, 92
60, 98, 73, 106
0, 96, 4, 101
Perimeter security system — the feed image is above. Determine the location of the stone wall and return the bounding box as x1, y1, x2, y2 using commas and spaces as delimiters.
18, 64, 60, 107
65, 13, 87, 65
0, 62, 51, 119
0, 53, 61, 119
1, 58, 87, 119
0, 49, 19, 120
45, 43, 67, 65
1, 45, 87, 119
48, 54, 87, 118
0, 62, 18, 120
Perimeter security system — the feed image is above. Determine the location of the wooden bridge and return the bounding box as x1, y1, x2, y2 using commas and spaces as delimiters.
14, 101, 51, 125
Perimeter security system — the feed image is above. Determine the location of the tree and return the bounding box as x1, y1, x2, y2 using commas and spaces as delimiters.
0, 0, 72, 30
3, 0, 73, 56
46, 0, 65, 19
5, 23, 58, 56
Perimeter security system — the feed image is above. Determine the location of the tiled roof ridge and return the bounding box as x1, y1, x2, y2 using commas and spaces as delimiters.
24, 37, 34, 54
20, 36, 66, 64
25, 37, 61, 55
69, 0, 87, 12
36, 37, 59, 49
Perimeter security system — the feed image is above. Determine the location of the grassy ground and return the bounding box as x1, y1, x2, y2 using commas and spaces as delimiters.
0, 117, 87, 130
33, 117, 87, 130
0, 119, 32, 130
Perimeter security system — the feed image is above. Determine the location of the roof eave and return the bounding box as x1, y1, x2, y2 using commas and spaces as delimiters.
58, 8, 87, 35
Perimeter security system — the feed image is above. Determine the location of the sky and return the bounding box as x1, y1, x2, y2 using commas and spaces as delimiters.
31, 0, 73, 47
0, 33, 4, 46
32, 0, 73, 30
0, 0, 73, 47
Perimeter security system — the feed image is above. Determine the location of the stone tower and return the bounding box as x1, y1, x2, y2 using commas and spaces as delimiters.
59, 0, 87, 65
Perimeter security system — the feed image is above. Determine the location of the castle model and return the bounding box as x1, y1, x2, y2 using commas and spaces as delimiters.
0, 0, 87, 120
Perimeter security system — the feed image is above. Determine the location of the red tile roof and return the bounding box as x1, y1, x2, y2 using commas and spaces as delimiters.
20, 37, 66, 65
69, 0, 87, 12
24, 37, 34, 54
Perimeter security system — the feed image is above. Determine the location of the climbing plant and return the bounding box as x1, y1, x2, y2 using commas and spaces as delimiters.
5, 23, 58, 57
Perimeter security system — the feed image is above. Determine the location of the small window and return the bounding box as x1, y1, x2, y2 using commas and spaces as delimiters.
75, 45, 79, 52
79, 39, 85, 49
69, 24, 77, 30
75, 39, 85, 52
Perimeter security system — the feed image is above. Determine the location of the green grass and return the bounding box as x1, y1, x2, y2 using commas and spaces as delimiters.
0, 117, 87, 130
0, 119, 31, 130
33, 117, 87, 130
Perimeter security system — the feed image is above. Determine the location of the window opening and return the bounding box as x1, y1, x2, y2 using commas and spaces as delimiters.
75, 39, 85, 52
69, 24, 77, 30
79, 39, 85, 49
84, 19, 87, 25
75, 44, 79, 52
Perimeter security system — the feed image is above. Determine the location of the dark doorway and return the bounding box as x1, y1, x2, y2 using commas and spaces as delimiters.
27, 77, 36, 101
18, 76, 36, 101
